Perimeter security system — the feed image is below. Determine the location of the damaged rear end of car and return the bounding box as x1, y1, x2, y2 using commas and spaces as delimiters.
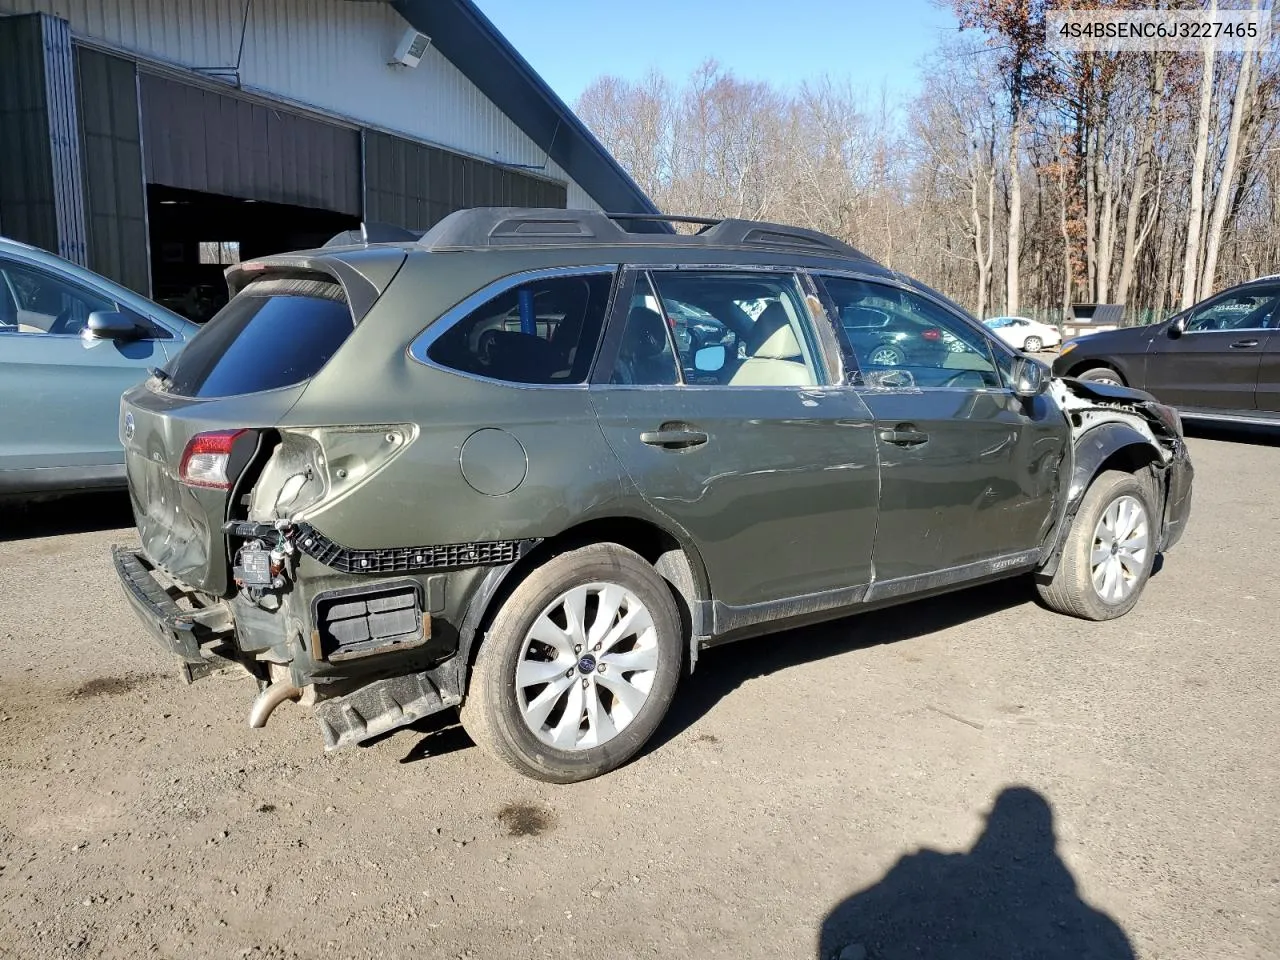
113, 244, 446, 741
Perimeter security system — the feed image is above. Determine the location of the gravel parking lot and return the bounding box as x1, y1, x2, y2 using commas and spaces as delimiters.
1, 428, 1276, 960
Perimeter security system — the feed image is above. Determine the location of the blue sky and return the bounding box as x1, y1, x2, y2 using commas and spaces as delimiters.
473, 0, 963, 108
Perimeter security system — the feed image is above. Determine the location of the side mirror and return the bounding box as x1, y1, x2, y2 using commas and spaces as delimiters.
694, 344, 727, 372
1010, 355, 1049, 399
1166, 315, 1186, 340
83, 310, 142, 341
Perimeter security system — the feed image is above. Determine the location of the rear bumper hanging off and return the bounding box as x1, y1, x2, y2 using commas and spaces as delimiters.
111, 546, 240, 682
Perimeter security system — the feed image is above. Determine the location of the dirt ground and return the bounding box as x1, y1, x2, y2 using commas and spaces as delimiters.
1, 427, 1277, 960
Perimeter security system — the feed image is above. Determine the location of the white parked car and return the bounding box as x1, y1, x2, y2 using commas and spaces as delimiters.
983, 316, 1062, 352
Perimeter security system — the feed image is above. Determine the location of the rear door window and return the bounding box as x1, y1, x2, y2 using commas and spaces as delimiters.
629, 270, 822, 387
426, 272, 613, 385
162, 277, 353, 398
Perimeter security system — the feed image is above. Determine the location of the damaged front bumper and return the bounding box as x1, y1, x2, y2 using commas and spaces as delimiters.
1159, 438, 1194, 552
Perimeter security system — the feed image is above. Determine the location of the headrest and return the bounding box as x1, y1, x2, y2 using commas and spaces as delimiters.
747, 302, 802, 360
624, 306, 670, 359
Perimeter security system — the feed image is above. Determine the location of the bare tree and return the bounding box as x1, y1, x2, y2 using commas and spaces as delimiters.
1181, 1, 1218, 309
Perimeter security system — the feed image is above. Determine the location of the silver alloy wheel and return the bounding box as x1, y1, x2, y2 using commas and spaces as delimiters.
1090, 494, 1150, 603
515, 582, 659, 751
868, 345, 903, 366
1089, 372, 1122, 386
1024, 336, 1042, 352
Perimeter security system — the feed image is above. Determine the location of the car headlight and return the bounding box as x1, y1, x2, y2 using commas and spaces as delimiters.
1149, 402, 1184, 437
1059, 340, 1078, 356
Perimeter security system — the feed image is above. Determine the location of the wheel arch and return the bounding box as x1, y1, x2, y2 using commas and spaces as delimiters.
1062, 357, 1128, 383
448, 512, 713, 699
1038, 422, 1165, 579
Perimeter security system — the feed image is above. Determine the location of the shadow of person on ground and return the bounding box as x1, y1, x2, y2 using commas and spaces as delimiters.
817, 786, 1135, 960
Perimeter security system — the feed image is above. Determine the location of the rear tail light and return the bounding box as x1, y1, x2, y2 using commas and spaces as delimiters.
179, 430, 247, 489
921, 328, 942, 341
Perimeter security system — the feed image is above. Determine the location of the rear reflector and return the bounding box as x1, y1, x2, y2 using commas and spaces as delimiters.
921, 328, 942, 341
179, 430, 247, 489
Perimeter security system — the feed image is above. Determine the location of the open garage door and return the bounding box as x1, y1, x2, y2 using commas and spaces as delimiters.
138, 73, 361, 321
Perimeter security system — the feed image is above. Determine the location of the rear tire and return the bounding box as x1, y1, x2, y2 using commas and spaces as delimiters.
1023, 336, 1043, 352
1076, 366, 1125, 386
460, 543, 682, 783
1036, 470, 1156, 621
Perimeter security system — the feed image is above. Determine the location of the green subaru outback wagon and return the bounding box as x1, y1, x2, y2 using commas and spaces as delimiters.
114, 209, 1193, 782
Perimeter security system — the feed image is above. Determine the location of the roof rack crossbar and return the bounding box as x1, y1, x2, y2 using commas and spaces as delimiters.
411, 207, 872, 262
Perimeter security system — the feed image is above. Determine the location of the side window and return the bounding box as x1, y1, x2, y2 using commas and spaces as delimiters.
1184, 288, 1279, 332
0, 260, 115, 335
427, 272, 612, 385
821, 276, 1001, 389
610, 275, 680, 386
645, 271, 820, 387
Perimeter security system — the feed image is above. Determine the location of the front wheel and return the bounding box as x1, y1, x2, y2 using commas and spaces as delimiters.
460, 543, 683, 783
1023, 336, 1043, 352
1036, 470, 1157, 621
1077, 366, 1125, 386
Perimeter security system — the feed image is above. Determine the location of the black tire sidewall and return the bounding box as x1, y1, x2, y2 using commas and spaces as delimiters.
1079, 367, 1124, 385
477, 546, 682, 782
1070, 472, 1157, 619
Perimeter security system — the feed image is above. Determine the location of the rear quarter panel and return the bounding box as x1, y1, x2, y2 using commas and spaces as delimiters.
276, 250, 631, 552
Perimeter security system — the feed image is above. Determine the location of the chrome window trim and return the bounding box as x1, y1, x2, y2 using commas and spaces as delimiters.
406, 264, 618, 389
1180, 325, 1276, 335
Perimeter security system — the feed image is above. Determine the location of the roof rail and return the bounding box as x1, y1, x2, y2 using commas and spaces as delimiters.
414, 207, 872, 261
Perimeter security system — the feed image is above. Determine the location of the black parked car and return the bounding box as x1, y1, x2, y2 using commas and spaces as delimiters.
1054, 276, 1279, 425
836, 282, 953, 369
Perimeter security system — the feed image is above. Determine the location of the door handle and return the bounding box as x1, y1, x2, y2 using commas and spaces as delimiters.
877, 426, 929, 446
1230, 339, 1260, 349
640, 428, 709, 449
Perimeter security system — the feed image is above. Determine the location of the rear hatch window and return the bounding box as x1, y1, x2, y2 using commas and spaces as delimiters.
162, 277, 353, 398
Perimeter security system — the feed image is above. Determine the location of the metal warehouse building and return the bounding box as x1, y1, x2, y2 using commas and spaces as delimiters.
0, 0, 654, 320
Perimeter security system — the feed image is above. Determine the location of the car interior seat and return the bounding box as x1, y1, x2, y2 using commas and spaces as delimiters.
613, 306, 678, 385
728, 302, 814, 386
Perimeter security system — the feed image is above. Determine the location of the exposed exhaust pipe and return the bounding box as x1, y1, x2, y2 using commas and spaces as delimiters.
248, 679, 302, 728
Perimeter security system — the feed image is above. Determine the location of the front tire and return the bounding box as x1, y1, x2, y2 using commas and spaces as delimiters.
1023, 336, 1043, 352
460, 543, 682, 783
1036, 470, 1157, 621
1077, 366, 1125, 386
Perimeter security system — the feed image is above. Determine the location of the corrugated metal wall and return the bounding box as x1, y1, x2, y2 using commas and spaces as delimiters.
364, 130, 566, 232
76, 47, 149, 293
0, 12, 87, 262
140, 72, 361, 215
1, 0, 594, 208
0, 14, 55, 248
